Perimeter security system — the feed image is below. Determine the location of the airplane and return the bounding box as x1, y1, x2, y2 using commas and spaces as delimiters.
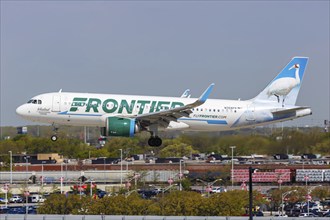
16, 57, 312, 147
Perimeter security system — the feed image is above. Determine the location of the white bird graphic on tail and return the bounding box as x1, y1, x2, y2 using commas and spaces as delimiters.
267, 64, 301, 107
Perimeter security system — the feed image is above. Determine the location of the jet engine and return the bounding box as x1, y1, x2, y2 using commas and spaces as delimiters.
100, 117, 140, 137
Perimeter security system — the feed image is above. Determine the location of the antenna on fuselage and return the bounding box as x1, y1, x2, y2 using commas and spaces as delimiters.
58, 89, 62, 93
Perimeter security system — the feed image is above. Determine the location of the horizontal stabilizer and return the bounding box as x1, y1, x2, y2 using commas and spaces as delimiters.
272, 106, 311, 116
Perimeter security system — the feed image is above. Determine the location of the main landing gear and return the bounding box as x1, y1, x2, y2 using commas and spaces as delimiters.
147, 125, 162, 147
148, 136, 162, 147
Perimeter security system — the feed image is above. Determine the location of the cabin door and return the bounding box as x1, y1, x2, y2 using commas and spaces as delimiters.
246, 105, 255, 121
52, 95, 61, 112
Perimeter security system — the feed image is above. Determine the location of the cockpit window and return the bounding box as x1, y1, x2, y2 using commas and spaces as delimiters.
27, 99, 42, 104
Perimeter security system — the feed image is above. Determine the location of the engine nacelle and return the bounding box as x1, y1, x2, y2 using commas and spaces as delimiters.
100, 117, 139, 137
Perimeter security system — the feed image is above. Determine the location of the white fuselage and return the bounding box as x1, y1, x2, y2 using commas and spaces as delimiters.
16, 92, 311, 132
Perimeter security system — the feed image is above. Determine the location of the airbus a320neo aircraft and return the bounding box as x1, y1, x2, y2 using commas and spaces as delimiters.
16, 57, 312, 146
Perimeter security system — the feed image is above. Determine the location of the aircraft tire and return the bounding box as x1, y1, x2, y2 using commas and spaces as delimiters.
154, 136, 162, 147
148, 137, 162, 147
51, 135, 58, 142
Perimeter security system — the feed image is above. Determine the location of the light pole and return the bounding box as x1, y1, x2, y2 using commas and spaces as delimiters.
24, 156, 30, 185
41, 161, 46, 187
179, 160, 184, 191
8, 151, 12, 184
119, 149, 123, 185
103, 158, 106, 184
60, 163, 63, 194
304, 175, 309, 216
249, 167, 258, 220
230, 146, 236, 190
281, 190, 297, 214
90, 179, 94, 197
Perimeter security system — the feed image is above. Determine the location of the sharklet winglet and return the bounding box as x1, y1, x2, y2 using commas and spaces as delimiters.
198, 83, 215, 103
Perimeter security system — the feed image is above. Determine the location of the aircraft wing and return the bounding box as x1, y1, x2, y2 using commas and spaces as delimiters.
135, 83, 214, 128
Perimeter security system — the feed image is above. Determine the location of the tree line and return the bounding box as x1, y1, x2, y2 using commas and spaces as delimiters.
0, 126, 329, 164
37, 190, 267, 216
36, 186, 330, 215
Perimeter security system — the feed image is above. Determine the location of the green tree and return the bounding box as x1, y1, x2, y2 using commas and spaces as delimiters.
159, 143, 198, 157
38, 194, 84, 214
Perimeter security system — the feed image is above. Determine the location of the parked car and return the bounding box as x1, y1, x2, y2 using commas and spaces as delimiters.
298, 213, 317, 217
9, 195, 23, 203
29, 194, 45, 203
274, 214, 288, 217
253, 211, 264, 216
7, 207, 26, 214
96, 189, 107, 198
211, 187, 226, 193
0, 198, 8, 203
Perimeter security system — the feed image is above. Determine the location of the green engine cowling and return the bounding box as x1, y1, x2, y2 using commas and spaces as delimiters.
101, 117, 139, 137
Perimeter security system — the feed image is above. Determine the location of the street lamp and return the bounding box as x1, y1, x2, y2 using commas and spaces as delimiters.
304, 175, 309, 216
60, 163, 63, 194
24, 156, 30, 185
119, 149, 123, 185
41, 161, 46, 187
249, 167, 258, 220
179, 160, 184, 191
281, 190, 297, 214
8, 151, 12, 184
230, 146, 236, 190
103, 158, 106, 184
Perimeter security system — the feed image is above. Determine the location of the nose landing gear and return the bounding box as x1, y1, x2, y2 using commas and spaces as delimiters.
51, 123, 59, 142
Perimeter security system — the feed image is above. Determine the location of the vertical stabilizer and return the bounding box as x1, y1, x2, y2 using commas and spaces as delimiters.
253, 57, 308, 106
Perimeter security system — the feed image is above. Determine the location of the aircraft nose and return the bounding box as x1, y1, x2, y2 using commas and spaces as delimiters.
16, 105, 26, 116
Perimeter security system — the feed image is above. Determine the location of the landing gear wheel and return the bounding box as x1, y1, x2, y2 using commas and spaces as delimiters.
148, 136, 162, 147
154, 136, 162, 147
51, 135, 58, 142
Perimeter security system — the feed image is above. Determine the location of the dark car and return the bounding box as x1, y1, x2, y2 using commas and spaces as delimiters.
0, 206, 9, 214
138, 189, 158, 199
253, 211, 264, 216
96, 189, 107, 198
7, 207, 25, 214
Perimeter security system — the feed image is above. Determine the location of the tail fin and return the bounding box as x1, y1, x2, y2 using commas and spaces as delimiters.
253, 57, 308, 106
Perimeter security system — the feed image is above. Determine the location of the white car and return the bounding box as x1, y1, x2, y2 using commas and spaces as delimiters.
29, 194, 45, 203
211, 187, 226, 193
9, 195, 23, 203
0, 198, 8, 203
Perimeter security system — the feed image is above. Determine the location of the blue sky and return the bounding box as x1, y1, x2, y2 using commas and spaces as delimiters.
1, 1, 329, 127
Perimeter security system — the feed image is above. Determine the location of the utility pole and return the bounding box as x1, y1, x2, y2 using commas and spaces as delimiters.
119, 149, 123, 185
8, 151, 12, 184
230, 146, 236, 190
249, 167, 257, 220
